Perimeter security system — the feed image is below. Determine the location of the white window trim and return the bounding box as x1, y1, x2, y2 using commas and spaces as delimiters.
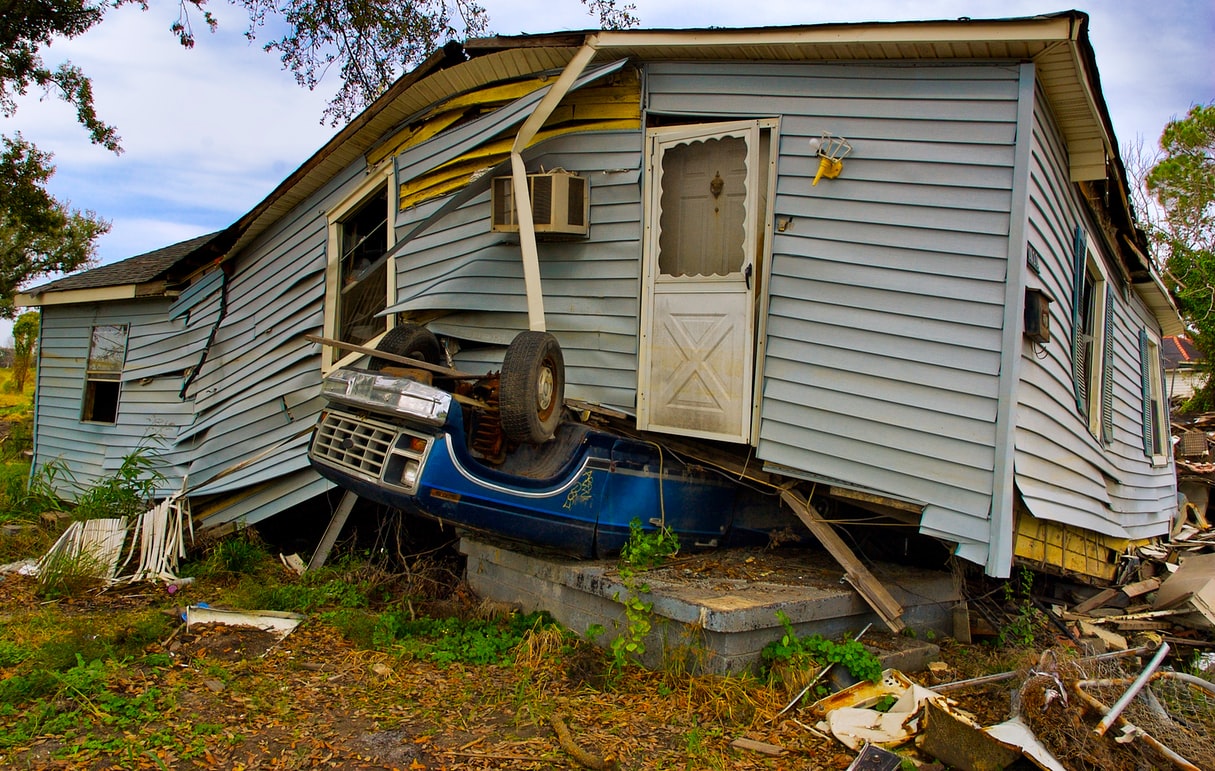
1142, 328, 1170, 466
1080, 237, 1110, 439
81, 323, 128, 425
323, 164, 396, 372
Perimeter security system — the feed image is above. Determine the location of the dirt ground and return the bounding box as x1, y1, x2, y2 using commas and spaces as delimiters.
4, 545, 1210, 771
0, 556, 1038, 771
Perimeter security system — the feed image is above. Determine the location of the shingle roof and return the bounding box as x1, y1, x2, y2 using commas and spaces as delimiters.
1163, 335, 1203, 369
25, 232, 219, 295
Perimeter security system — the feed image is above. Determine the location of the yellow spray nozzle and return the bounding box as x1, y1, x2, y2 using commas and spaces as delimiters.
812, 156, 844, 186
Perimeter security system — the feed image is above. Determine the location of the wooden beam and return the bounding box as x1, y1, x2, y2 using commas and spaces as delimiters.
780, 489, 905, 632
308, 491, 358, 571
306, 334, 481, 379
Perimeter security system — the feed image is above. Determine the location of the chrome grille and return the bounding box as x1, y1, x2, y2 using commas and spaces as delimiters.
311, 411, 398, 479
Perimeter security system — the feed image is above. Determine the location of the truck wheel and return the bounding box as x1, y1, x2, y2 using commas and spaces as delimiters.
369, 323, 442, 370
500, 331, 564, 443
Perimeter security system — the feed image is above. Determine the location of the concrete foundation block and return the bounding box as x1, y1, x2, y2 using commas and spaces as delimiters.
461, 537, 959, 676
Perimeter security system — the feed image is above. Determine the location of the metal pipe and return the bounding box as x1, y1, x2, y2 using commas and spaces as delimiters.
1094, 642, 1169, 736
934, 646, 1154, 693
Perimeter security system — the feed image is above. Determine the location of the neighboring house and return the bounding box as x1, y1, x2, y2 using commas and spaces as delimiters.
17, 11, 1183, 580
1163, 335, 1204, 404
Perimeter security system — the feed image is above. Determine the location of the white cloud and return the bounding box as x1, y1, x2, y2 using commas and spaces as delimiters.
0, 0, 1211, 279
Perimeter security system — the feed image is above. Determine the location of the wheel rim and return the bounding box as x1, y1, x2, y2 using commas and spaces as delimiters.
536, 362, 555, 416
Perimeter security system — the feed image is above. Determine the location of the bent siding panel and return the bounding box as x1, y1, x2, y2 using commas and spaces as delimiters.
1015, 86, 1174, 540
172, 167, 355, 519
645, 61, 1019, 558
392, 130, 642, 408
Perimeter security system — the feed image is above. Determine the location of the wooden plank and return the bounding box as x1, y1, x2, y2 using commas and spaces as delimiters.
779, 489, 905, 632
729, 738, 784, 756
308, 491, 358, 571
1122, 577, 1161, 598
1072, 587, 1120, 614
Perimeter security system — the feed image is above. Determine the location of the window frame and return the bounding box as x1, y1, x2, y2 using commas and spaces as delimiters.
1140, 328, 1170, 465
1071, 229, 1114, 442
81, 323, 128, 425
323, 165, 396, 371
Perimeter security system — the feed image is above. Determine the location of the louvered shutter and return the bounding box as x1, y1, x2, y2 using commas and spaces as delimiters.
1070, 224, 1087, 414
1139, 329, 1154, 456
1100, 289, 1115, 444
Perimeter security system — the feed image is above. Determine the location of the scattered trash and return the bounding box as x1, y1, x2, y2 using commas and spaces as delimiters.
37, 517, 128, 580
917, 701, 1021, 771
811, 670, 956, 751
1153, 552, 1215, 630
165, 576, 195, 594
185, 605, 304, 641
0, 559, 38, 576
843, 741, 903, 771
280, 552, 307, 575
176, 606, 305, 660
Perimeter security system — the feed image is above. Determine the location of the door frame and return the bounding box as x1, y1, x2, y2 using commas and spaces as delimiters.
637, 117, 779, 445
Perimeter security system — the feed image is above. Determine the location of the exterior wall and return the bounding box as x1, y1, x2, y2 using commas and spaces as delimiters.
1168, 368, 1202, 403
644, 60, 1022, 562
1014, 85, 1175, 540
29, 51, 1174, 555
391, 129, 643, 408
32, 300, 193, 497
169, 167, 362, 524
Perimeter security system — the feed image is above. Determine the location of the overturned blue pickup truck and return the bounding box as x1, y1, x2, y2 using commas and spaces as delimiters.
307, 326, 784, 558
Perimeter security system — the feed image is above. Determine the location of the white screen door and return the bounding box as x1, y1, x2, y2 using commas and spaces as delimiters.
638, 121, 765, 443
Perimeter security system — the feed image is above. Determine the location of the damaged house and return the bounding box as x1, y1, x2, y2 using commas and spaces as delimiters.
17, 11, 1183, 581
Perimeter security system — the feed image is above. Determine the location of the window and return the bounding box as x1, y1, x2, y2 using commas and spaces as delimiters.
1140, 329, 1170, 462
1070, 227, 1113, 442
82, 324, 127, 424
324, 170, 394, 369
657, 135, 749, 277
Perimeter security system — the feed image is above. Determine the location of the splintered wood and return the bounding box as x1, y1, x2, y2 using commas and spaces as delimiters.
779, 489, 906, 632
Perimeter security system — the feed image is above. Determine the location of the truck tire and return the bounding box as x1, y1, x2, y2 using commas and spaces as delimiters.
368, 323, 442, 370
500, 331, 564, 444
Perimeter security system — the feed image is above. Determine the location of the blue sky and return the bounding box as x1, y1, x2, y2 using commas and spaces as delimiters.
2, 1, 1212, 344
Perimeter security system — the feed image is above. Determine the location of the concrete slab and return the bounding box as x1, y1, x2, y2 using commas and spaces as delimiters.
461, 537, 958, 675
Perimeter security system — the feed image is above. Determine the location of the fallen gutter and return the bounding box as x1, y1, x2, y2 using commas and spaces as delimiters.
509, 39, 600, 332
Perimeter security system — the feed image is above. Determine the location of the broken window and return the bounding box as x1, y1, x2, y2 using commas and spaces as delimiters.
324, 172, 395, 369
81, 324, 127, 424
337, 187, 389, 345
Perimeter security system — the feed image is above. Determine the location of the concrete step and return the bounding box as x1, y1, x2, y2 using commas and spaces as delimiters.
461, 537, 958, 675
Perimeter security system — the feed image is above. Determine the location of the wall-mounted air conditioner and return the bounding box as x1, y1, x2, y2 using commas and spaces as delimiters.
491, 169, 589, 237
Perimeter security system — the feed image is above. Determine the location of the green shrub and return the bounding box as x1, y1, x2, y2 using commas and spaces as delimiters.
71, 445, 165, 520
761, 611, 882, 684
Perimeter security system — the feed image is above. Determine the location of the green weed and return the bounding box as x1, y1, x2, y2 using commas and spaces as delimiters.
997, 566, 1042, 648
71, 444, 166, 520
601, 518, 680, 679
199, 529, 271, 575
761, 611, 882, 685
36, 547, 111, 599
375, 610, 555, 665
0, 639, 32, 668
619, 516, 680, 569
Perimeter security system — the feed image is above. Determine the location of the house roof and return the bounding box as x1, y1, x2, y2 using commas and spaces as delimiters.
218, 11, 1129, 258
1163, 335, 1204, 369
16, 232, 220, 306
19, 12, 1179, 332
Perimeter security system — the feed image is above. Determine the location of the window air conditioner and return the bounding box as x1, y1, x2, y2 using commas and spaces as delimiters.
491, 170, 589, 237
